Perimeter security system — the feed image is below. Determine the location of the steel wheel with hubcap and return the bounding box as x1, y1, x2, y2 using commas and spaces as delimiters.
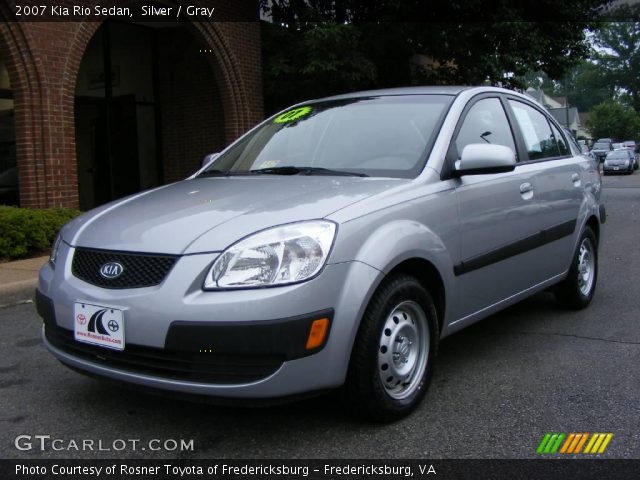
555, 227, 598, 309
378, 301, 429, 400
346, 274, 438, 422
577, 238, 595, 297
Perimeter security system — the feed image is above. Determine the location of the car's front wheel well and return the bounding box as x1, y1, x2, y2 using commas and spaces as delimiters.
386, 259, 445, 334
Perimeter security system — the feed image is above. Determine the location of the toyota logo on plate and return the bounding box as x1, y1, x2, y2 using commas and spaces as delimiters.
99, 262, 124, 279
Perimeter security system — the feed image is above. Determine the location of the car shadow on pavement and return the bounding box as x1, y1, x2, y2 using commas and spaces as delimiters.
65, 291, 563, 433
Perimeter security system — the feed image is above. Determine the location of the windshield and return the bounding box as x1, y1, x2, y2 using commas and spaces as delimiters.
607, 151, 627, 159
593, 143, 610, 150
202, 95, 453, 179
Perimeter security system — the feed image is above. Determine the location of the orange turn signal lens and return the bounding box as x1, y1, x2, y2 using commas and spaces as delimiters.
305, 318, 329, 350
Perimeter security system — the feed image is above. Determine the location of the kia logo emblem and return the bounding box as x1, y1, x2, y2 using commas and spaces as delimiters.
99, 262, 124, 279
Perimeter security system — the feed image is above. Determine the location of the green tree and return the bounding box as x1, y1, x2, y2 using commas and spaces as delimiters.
565, 60, 616, 112
260, 1, 609, 113
585, 101, 640, 140
592, 20, 640, 111
262, 22, 377, 114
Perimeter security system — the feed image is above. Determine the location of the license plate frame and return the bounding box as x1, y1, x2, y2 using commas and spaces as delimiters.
74, 302, 125, 351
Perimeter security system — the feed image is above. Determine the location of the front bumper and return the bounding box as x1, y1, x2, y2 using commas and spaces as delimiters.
37, 245, 382, 398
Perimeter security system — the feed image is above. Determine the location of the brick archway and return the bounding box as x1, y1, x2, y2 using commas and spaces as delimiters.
0, 14, 48, 208
0, 0, 262, 209
66, 10, 256, 146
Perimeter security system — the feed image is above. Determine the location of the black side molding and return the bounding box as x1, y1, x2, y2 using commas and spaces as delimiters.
454, 219, 577, 276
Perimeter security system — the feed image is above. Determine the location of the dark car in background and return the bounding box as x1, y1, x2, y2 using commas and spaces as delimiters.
603, 149, 634, 174
623, 140, 638, 170
591, 141, 613, 163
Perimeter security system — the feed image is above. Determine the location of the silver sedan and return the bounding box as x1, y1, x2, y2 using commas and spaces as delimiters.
37, 86, 604, 421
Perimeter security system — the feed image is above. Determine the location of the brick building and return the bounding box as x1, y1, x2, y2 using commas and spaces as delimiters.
0, 0, 263, 210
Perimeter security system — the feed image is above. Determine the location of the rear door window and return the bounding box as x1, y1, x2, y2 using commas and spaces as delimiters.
508, 100, 564, 160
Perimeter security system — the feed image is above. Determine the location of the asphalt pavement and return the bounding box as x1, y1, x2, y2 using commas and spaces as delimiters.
1, 172, 639, 460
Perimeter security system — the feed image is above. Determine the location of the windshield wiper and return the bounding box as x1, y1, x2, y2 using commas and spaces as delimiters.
197, 169, 231, 177
249, 166, 368, 177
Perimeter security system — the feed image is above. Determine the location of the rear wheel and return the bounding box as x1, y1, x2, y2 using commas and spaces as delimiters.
346, 274, 438, 421
554, 227, 598, 309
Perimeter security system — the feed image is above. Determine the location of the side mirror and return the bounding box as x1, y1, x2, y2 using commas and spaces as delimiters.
455, 144, 516, 176
201, 153, 219, 169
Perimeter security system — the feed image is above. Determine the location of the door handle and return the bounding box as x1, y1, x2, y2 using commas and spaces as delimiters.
571, 173, 581, 187
519, 182, 534, 200
520, 182, 533, 194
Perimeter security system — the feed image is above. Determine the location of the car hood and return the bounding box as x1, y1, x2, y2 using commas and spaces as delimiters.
64, 176, 408, 254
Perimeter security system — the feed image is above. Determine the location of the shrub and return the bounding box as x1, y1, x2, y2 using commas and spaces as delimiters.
0, 206, 81, 260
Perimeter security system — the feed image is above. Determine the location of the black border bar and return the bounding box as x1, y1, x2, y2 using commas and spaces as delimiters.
3, 459, 640, 480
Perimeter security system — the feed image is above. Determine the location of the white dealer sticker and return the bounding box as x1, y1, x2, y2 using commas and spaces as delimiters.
74, 303, 125, 351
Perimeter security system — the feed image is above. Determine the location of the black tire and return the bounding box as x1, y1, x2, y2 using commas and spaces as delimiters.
554, 227, 598, 309
346, 274, 439, 422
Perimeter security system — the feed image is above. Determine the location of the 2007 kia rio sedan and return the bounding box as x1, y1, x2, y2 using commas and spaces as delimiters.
37, 86, 604, 421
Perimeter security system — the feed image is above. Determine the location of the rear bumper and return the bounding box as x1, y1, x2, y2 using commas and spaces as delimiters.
603, 164, 632, 172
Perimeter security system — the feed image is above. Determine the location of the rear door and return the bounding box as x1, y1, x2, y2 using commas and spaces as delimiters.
505, 98, 583, 277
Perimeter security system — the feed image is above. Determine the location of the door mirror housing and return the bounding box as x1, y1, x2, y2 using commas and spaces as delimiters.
455, 144, 516, 176
201, 153, 219, 169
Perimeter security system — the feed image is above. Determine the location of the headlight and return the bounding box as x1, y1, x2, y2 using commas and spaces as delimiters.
50, 234, 62, 267
624, 160, 630, 167
204, 221, 336, 289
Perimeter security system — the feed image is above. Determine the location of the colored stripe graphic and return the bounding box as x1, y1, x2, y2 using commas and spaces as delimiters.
537, 434, 552, 454
537, 433, 565, 454
538, 433, 613, 454
584, 433, 614, 454
598, 433, 614, 454
560, 433, 576, 453
573, 433, 590, 453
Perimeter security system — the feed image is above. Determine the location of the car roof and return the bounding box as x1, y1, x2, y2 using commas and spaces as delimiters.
314, 85, 474, 102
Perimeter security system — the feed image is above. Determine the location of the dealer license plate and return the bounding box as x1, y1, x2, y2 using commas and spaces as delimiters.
74, 302, 125, 351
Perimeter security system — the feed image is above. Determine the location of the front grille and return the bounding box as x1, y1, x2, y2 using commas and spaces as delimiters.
72, 248, 177, 289
45, 325, 284, 384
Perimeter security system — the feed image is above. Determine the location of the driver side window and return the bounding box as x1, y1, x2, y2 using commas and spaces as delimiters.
455, 98, 516, 159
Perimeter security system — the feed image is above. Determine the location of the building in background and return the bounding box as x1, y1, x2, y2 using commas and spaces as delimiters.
525, 87, 590, 140
0, 0, 263, 210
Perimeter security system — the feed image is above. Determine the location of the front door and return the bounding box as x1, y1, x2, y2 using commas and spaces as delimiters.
452, 96, 544, 319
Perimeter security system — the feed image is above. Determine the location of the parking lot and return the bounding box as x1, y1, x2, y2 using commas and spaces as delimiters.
1, 172, 639, 460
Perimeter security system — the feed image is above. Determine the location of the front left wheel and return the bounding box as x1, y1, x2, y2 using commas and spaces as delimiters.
346, 274, 439, 422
